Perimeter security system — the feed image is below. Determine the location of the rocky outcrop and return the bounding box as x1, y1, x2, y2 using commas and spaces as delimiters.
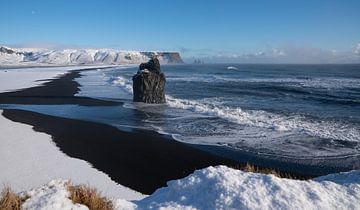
0, 46, 16, 54
132, 58, 166, 103
139, 56, 161, 74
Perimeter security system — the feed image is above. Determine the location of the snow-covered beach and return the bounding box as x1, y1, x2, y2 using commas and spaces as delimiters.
1, 65, 360, 209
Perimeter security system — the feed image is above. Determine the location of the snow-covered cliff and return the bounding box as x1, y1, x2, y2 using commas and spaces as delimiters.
0, 46, 183, 66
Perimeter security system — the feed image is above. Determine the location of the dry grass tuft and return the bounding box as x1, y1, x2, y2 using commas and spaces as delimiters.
0, 187, 24, 210
232, 163, 296, 179
68, 184, 113, 210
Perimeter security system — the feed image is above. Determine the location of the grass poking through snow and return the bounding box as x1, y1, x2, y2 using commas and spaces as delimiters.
68, 184, 113, 210
0, 187, 26, 210
0, 164, 302, 210
238, 163, 296, 179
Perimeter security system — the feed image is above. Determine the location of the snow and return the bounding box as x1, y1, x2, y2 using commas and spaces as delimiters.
21, 180, 88, 210
0, 66, 119, 93
0, 46, 182, 66
0, 68, 64, 93
14, 166, 360, 209
129, 166, 360, 210
0, 110, 145, 200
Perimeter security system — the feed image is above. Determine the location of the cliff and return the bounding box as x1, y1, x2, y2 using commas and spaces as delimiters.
0, 46, 183, 66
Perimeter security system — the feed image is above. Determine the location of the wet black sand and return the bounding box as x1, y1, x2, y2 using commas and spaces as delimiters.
0, 69, 239, 194
1, 68, 356, 194
3, 108, 238, 194
0, 69, 118, 106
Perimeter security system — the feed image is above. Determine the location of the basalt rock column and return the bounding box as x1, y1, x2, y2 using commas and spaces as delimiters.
132, 57, 166, 103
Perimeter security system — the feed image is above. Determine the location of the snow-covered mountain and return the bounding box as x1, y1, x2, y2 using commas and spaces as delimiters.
0, 46, 183, 66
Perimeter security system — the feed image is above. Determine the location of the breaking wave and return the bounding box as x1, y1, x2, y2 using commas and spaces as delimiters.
167, 76, 360, 90
112, 76, 133, 94
166, 96, 360, 142
113, 75, 360, 143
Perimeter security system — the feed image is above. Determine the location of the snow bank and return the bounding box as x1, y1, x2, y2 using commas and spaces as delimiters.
130, 166, 360, 210
15, 166, 360, 209
21, 180, 88, 210
0, 110, 144, 200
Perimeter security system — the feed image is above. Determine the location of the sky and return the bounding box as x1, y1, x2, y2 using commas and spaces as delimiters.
1, 0, 360, 63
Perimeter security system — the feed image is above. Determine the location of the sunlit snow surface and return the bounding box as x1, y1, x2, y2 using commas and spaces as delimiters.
0, 65, 118, 93
19, 166, 360, 210
0, 110, 144, 200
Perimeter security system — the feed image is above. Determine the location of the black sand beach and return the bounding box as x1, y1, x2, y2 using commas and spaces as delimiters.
0, 69, 240, 194
3, 108, 238, 194
0, 69, 118, 106
2, 67, 359, 194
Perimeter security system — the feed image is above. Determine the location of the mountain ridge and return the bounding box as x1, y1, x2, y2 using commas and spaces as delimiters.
0, 46, 183, 66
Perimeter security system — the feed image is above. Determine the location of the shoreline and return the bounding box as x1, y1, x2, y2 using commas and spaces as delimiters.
2, 109, 238, 194
0, 68, 239, 194
193, 144, 360, 177
0, 109, 144, 200
0, 64, 125, 70
1, 66, 357, 194
0, 69, 120, 106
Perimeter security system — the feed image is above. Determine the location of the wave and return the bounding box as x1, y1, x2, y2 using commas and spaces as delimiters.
167, 75, 360, 90
166, 96, 360, 142
227, 66, 238, 70
112, 75, 360, 142
112, 76, 133, 94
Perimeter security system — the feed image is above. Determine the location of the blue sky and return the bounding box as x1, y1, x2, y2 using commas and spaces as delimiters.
1, 0, 360, 63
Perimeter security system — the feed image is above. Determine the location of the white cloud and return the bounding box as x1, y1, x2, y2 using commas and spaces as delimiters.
185, 44, 360, 64
355, 43, 360, 55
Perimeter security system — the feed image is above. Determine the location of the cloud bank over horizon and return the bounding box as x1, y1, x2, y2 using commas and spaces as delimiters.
181, 43, 360, 64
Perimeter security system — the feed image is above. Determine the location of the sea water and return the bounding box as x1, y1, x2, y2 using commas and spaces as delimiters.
8, 64, 359, 164
89, 64, 360, 160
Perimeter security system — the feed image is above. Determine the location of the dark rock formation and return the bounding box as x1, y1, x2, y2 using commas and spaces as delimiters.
139, 57, 161, 74
132, 58, 166, 103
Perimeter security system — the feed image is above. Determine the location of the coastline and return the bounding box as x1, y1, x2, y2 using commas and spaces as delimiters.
1, 66, 357, 195
0, 69, 119, 106
0, 109, 144, 200
2, 108, 237, 194
193, 143, 360, 178
0, 67, 238, 194
0, 64, 127, 70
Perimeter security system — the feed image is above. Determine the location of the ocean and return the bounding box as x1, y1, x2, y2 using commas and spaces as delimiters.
98, 64, 360, 159
5, 64, 360, 174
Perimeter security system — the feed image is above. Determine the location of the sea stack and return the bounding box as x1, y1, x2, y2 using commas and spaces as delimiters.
132, 57, 166, 103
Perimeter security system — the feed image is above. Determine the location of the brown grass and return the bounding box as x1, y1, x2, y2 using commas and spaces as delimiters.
232, 163, 296, 179
68, 184, 113, 210
0, 187, 26, 210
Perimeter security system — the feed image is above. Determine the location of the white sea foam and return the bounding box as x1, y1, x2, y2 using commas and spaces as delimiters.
227, 66, 238, 70
166, 96, 360, 142
113, 76, 133, 94
167, 75, 360, 90
113, 75, 360, 143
